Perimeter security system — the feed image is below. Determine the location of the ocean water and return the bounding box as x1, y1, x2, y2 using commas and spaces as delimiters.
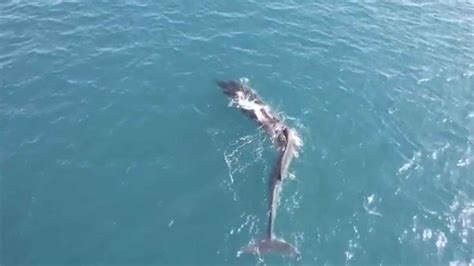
1, 0, 473, 265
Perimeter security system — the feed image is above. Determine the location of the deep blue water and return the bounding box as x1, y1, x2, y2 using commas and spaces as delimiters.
1, 1, 473, 265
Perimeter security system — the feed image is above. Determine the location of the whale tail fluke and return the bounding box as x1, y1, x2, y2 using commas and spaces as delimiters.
238, 237, 300, 259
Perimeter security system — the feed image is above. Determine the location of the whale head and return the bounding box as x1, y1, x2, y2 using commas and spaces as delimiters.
217, 80, 243, 98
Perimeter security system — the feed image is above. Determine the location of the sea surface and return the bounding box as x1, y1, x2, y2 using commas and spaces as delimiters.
1, 0, 473, 265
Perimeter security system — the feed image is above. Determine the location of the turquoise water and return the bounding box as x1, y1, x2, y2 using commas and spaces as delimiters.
1, 0, 473, 265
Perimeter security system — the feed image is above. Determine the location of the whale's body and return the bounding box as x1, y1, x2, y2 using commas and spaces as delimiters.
217, 79, 302, 258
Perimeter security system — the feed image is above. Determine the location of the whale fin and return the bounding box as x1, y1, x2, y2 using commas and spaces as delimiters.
238, 237, 300, 259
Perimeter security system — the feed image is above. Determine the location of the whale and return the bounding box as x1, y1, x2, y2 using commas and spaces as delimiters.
217, 79, 303, 258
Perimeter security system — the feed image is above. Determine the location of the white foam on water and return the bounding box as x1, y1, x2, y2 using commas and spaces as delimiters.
457, 145, 472, 167
344, 238, 360, 263
432, 142, 450, 160
398, 151, 421, 175
436, 231, 448, 252
368, 194, 374, 204
457, 158, 471, 167
412, 215, 418, 234
449, 259, 474, 266
232, 91, 271, 125
363, 194, 382, 217
422, 229, 433, 241
345, 251, 354, 261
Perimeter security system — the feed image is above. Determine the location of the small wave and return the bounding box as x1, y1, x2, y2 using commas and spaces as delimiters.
448, 193, 474, 245
417, 77, 430, 84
